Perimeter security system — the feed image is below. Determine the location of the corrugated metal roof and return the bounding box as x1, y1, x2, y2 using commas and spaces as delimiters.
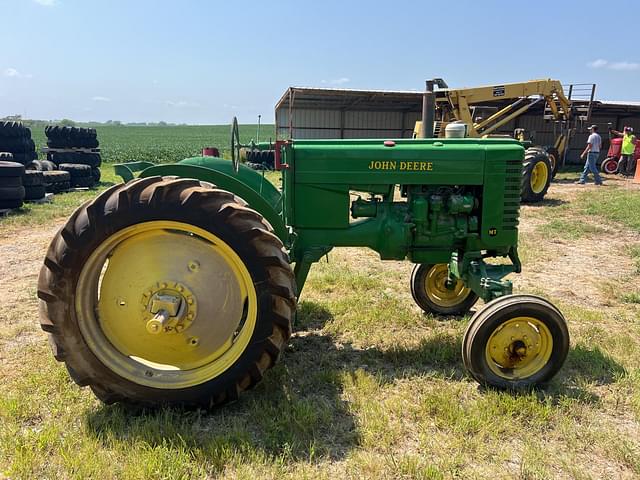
276, 86, 640, 114
600, 100, 640, 106
275, 87, 425, 112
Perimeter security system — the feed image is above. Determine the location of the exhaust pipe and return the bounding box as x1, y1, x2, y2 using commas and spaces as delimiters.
419, 80, 435, 139
418, 78, 447, 139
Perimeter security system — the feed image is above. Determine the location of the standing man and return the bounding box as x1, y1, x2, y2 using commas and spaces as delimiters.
610, 126, 637, 176
579, 125, 603, 185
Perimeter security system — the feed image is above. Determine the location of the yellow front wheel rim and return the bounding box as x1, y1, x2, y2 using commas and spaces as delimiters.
485, 317, 553, 379
75, 221, 258, 389
425, 264, 472, 308
530, 161, 549, 194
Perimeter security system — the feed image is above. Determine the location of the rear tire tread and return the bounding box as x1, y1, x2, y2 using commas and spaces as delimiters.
38, 176, 296, 409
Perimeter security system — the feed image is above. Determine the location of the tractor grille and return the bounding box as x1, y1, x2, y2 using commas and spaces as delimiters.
503, 158, 522, 230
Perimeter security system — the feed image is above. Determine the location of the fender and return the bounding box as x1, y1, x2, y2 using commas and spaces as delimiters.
178, 157, 282, 209
139, 163, 289, 244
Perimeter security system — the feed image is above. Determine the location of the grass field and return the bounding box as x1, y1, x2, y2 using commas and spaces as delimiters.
1, 134, 640, 478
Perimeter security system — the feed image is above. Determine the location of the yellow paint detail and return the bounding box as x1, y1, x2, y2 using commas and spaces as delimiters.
530, 160, 549, 194
424, 264, 472, 308
75, 221, 257, 389
485, 317, 553, 379
367, 160, 434, 171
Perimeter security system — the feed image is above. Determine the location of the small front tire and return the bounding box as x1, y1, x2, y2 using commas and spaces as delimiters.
410, 263, 479, 316
462, 294, 569, 389
601, 157, 618, 174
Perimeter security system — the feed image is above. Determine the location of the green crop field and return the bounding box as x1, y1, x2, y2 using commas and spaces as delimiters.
30, 123, 274, 165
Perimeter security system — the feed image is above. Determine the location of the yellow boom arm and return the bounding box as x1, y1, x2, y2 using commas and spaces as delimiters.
438, 78, 572, 138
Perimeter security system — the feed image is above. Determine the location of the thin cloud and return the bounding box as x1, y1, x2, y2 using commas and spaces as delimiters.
165, 100, 200, 108
91, 96, 111, 102
321, 77, 350, 86
587, 59, 608, 69
33, 0, 57, 6
609, 61, 640, 71
587, 59, 639, 71
4, 68, 33, 79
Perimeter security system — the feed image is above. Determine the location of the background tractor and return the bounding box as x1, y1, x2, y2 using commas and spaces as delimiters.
37, 117, 570, 408
414, 79, 595, 203
601, 127, 640, 174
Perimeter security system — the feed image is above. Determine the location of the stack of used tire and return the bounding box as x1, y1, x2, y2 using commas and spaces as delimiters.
26, 157, 71, 194
45, 126, 101, 187
58, 163, 94, 188
22, 169, 46, 201
43, 170, 71, 194
0, 157, 26, 210
0, 121, 37, 165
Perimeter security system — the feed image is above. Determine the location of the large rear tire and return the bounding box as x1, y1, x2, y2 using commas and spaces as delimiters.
521, 149, 552, 203
38, 176, 296, 408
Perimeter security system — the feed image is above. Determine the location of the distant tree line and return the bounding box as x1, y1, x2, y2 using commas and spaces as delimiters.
1, 115, 188, 128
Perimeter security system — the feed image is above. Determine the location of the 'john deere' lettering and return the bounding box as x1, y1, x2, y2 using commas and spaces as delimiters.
368, 161, 433, 171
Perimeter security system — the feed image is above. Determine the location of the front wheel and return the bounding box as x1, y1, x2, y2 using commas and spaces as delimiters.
410, 263, 479, 316
462, 295, 569, 389
38, 176, 296, 408
601, 157, 619, 174
521, 149, 552, 203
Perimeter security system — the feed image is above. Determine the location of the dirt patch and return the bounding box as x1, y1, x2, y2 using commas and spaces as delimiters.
0, 221, 64, 350
517, 179, 639, 308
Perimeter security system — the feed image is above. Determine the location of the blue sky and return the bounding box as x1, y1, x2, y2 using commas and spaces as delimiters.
2, 0, 639, 124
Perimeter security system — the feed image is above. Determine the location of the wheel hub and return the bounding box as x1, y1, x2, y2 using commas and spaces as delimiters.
425, 264, 471, 307
485, 317, 553, 379
141, 282, 197, 335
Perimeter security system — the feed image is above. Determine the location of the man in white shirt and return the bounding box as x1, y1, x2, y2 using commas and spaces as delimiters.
578, 125, 603, 185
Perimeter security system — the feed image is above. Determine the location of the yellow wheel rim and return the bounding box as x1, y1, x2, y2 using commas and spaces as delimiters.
530, 161, 549, 194
75, 221, 257, 389
425, 264, 472, 308
485, 317, 553, 379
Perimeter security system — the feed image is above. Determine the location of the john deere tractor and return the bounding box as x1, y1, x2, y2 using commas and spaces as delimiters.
37, 118, 570, 408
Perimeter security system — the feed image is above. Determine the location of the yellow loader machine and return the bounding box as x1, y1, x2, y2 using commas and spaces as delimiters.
415, 79, 596, 202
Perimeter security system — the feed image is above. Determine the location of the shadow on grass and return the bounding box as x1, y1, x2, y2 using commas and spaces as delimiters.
551, 177, 582, 185
83, 302, 626, 465
524, 197, 569, 207
562, 344, 626, 385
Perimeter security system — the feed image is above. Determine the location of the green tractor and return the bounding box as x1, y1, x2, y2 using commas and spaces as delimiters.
37, 118, 569, 408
